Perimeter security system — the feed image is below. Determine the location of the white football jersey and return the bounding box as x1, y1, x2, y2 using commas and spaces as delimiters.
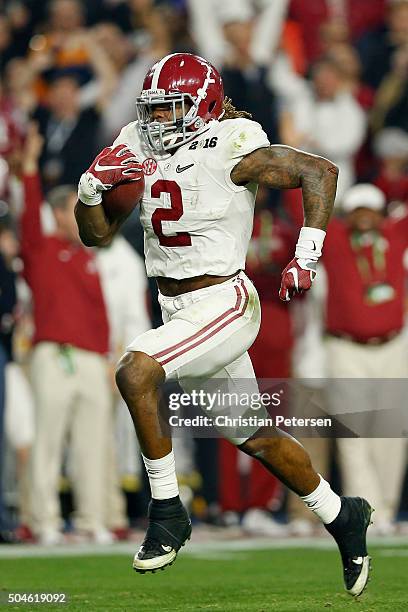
113, 118, 270, 279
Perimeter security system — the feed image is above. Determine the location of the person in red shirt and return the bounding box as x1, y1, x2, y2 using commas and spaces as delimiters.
323, 183, 408, 534
20, 123, 112, 545
324, 184, 408, 343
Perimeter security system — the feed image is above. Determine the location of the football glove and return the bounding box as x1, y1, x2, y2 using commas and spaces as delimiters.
279, 227, 326, 302
78, 145, 142, 206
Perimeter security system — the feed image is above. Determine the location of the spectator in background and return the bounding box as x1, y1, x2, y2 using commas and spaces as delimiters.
126, 0, 171, 58
33, 72, 100, 189
0, 221, 17, 543
319, 19, 350, 57
0, 222, 36, 542
32, 37, 116, 191
96, 235, 151, 537
221, 19, 278, 142
322, 184, 408, 534
289, 0, 386, 66
357, 0, 408, 90
29, 22, 118, 188
29, 0, 88, 80
0, 1, 35, 64
187, 0, 289, 71
86, 22, 155, 144
3, 58, 38, 123
373, 127, 408, 207
159, 1, 195, 54
19, 124, 112, 545
27, 1, 117, 108
370, 43, 408, 134
326, 43, 375, 111
279, 57, 366, 200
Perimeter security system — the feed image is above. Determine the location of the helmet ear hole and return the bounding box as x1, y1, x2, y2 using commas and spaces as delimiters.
208, 100, 216, 112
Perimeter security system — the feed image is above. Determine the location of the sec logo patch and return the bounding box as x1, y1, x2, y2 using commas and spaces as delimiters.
143, 158, 158, 175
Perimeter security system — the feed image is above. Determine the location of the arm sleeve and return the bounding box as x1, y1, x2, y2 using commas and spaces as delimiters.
20, 173, 46, 257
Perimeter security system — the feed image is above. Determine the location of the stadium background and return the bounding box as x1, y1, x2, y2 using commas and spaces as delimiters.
0, 0, 408, 556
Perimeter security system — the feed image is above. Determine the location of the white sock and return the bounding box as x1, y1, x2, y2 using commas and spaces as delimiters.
301, 475, 341, 524
142, 450, 179, 500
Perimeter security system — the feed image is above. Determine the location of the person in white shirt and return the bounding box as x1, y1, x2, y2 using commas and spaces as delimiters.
279, 57, 366, 200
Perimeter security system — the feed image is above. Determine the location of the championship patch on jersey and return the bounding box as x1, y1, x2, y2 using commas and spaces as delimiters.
143, 158, 158, 175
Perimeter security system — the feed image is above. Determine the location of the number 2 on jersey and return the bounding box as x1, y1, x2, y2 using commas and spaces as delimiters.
151, 180, 192, 247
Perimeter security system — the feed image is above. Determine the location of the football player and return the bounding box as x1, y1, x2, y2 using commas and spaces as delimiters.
75, 53, 372, 596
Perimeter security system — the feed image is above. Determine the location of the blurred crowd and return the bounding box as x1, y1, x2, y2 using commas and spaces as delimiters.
1, 0, 408, 544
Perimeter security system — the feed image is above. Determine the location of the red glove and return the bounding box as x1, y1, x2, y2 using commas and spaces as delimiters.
79, 145, 143, 206
87, 144, 142, 187
279, 257, 317, 302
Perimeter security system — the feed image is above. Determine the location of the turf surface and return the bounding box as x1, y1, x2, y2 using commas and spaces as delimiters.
0, 546, 406, 611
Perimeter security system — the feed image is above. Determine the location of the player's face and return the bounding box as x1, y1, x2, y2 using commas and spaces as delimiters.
149, 101, 191, 124
346, 207, 384, 232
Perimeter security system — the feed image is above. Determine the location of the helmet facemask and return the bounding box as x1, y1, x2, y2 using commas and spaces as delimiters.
135, 90, 205, 153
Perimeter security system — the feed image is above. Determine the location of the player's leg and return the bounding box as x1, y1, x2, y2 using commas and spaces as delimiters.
116, 350, 190, 573
115, 272, 260, 572
238, 431, 373, 596
207, 346, 372, 597
116, 350, 169, 459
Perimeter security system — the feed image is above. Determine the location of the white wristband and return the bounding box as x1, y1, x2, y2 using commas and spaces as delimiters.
78, 172, 104, 207
295, 226, 326, 261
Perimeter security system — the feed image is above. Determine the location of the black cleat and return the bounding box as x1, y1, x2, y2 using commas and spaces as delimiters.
325, 496, 373, 597
133, 496, 192, 574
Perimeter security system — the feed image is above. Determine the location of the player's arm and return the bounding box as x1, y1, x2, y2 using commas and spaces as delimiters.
231, 145, 338, 229
75, 145, 142, 248
74, 200, 123, 248
231, 145, 339, 301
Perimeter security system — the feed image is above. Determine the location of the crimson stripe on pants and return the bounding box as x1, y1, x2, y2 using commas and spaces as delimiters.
157, 282, 250, 366
152, 283, 244, 360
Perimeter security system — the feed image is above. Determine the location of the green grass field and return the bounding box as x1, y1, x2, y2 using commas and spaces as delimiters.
0, 544, 407, 611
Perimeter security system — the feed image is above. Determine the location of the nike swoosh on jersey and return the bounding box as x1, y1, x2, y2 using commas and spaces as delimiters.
176, 163, 194, 173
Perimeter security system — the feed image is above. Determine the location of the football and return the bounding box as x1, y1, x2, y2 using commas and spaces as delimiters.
102, 176, 145, 221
